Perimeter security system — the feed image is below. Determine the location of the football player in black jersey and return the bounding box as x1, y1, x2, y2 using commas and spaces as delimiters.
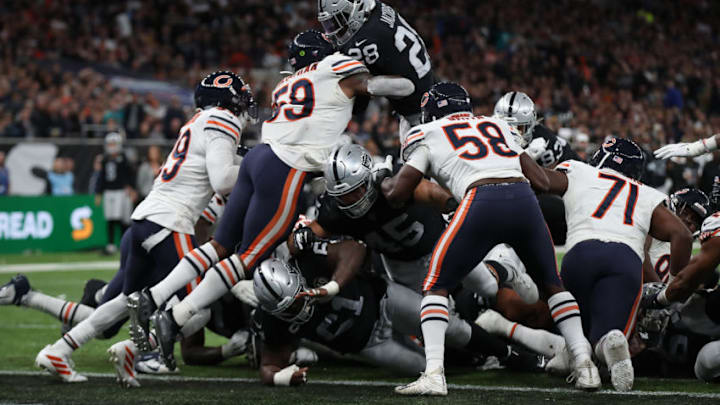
318, 0, 434, 129
493, 91, 580, 245
252, 240, 545, 386
291, 143, 538, 304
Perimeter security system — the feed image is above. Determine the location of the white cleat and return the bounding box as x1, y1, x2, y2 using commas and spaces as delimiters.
108, 340, 141, 388
505, 269, 538, 305
394, 367, 447, 396
35, 345, 87, 383
600, 330, 634, 392
545, 343, 572, 376
135, 352, 179, 374
568, 358, 601, 391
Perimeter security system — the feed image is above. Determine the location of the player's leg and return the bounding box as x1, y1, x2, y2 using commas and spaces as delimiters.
397, 189, 495, 396
143, 148, 259, 310
476, 308, 565, 358
582, 242, 641, 391
385, 281, 541, 371
507, 183, 597, 389
169, 145, 305, 328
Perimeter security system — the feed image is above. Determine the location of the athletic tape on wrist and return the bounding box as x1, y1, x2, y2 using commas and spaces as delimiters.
273, 364, 300, 386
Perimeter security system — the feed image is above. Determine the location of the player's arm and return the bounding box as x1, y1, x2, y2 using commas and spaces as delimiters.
519, 153, 550, 193
260, 343, 308, 386
412, 179, 458, 214
381, 164, 424, 209
642, 236, 661, 283
180, 329, 224, 366
665, 238, 720, 303
205, 136, 240, 196
339, 72, 415, 99
655, 134, 720, 159
287, 220, 332, 256
295, 239, 367, 302
648, 204, 692, 276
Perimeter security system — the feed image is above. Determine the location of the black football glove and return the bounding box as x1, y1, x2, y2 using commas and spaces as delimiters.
292, 226, 317, 253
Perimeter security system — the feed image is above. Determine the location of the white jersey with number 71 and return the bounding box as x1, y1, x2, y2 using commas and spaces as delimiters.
556, 160, 666, 261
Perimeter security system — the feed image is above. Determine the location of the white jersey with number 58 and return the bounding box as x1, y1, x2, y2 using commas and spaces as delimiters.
556, 160, 666, 260
261, 53, 369, 172
401, 113, 525, 202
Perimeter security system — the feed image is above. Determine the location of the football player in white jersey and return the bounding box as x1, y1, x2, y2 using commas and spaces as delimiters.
542, 138, 692, 391
34, 71, 255, 383
645, 188, 710, 283
380, 82, 599, 395
128, 30, 416, 369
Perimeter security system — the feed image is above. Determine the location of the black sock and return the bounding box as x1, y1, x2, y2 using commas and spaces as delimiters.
107, 220, 120, 245
485, 260, 509, 284
466, 323, 511, 358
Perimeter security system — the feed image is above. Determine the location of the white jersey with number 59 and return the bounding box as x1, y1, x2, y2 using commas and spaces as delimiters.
556, 160, 666, 260
401, 113, 525, 202
261, 52, 369, 172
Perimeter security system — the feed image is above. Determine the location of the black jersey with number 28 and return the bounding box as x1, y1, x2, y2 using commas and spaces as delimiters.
338, 1, 434, 117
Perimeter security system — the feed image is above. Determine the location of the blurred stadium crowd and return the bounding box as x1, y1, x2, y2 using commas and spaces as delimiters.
1, 0, 720, 195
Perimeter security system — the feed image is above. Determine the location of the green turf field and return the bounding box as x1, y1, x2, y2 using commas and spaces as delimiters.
0, 251, 718, 404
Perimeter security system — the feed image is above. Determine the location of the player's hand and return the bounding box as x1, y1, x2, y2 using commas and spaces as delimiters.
654, 142, 700, 159
295, 281, 339, 304
292, 226, 316, 252
230, 280, 259, 307
525, 137, 548, 160
372, 155, 393, 185
290, 367, 309, 386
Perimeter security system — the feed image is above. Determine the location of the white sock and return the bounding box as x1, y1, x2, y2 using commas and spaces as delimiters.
462, 262, 499, 298
149, 242, 219, 307
51, 294, 128, 356
548, 291, 591, 362
171, 268, 233, 326
420, 295, 449, 373
508, 322, 565, 358
22, 291, 93, 326
94, 285, 107, 305
179, 308, 211, 337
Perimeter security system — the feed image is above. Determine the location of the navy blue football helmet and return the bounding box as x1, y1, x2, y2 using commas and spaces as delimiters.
420, 82, 472, 124
194, 71, 257, 119
289, 30, 335, 71
669, 187, 710, 230
589, 137, 645, 180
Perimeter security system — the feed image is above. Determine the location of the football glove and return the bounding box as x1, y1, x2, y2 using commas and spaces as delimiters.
292, 226, 317, 253
295, 280, 339, 304
372, 155, 393, 185
654, 135, 718, 159
525, 137, 548, 161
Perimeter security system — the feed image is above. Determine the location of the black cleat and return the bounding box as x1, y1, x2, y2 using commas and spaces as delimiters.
127, 288, 157, 353
0, 274, 31, 306
80, 279, 108, 308
502, 346, 546, 373
151, 309, 179, 371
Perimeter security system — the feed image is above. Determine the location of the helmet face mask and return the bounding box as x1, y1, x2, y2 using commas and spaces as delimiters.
669, 188, 710, 234
317, 0, 370, 46
324, 144, 377, 218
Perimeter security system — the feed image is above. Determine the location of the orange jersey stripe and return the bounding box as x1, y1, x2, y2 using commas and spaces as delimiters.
332, 61, 362, 71
551, 305, 579, 319
405, 132, 424, 145
420, 309, 449, 318
207, 120, 239, 138
623, 283, 643, 337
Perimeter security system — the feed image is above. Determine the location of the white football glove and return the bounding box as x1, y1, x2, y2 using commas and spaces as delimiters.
231, 280, 258, 308
372, 155, 393, 184
654, 135, 718, 159
525, 137, 548, 160
295, 280, 339, 304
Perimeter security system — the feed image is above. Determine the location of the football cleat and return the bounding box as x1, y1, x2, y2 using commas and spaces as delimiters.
0, 274, 31, 306
394, 367, 447, 396
246, 327, 262, 369
502, 346, 546, 373
150, 309, 179, 371
567, 358, 601, 391
127, 289, 157, 353
290, 347, 319, 367
35, 345, 87, 383
135, 352, 179, 374
108, 340, 140, 388
488, 252, 539, 304
598, 329, 634, 392
545, 343, 571, 375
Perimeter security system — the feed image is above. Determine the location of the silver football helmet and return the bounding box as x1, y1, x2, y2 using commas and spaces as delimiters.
104, 132, 123, 154
253, 258, 315, 324
324, 144, 376, 218
493, 91, 537, 147
317, 0, 374, 46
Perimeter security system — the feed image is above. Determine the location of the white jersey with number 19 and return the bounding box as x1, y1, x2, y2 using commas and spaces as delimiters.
401, 113, 525, 202
261, 52, 369, 172
556, 160, 666, 261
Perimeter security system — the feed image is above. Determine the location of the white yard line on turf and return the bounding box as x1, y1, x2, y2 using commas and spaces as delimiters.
0, 261, 118, 273
0, 370, 718, 399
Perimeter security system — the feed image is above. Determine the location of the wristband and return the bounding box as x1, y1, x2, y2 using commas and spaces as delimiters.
702, 135, 718, 153
273, 364, 300, 386
323, 280, 340, 297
